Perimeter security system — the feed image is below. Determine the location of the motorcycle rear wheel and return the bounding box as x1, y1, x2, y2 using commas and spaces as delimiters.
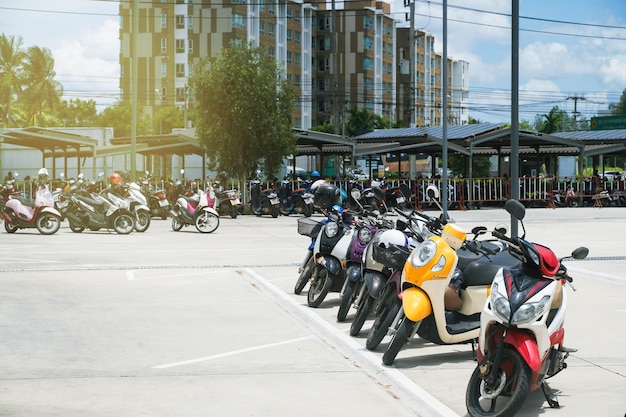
36, 213, 61, 235
112, 213, 135, 235
171, 216, 184, 231
195, 211, 219, 233
466, 348, 531, 417
382, 316, 415, 366
69, 221, 85, 233
307, 266, 333, 308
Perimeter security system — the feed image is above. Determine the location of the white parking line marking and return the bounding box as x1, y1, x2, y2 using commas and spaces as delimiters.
152, 335, 315, 369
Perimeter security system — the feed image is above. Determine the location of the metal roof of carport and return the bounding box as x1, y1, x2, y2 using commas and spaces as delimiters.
0, 126, 98, 158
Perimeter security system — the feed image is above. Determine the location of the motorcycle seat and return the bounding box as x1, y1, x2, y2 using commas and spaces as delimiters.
11, 195, 35, 208
292, 188, 306, 194
462, 251, 521, 287
76, 194, 106, 209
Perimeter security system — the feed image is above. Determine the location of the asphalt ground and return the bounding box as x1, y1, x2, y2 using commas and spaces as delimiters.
0, 206, 625, 417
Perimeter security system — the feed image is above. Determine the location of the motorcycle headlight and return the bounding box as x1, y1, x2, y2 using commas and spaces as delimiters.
358, 227, 374, 245
411, 240, 436, 268
490, 282, 511, 321
512, 295, 550, 325
325, 221, 339, 238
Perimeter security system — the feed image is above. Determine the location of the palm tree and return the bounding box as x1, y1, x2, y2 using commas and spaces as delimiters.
19, 46, 62, 126
0, 34, 26, 127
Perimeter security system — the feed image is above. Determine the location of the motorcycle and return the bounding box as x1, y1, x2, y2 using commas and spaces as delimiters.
104, 182, 151, 232
306, 183, 353, 308
170, 183, 220, 234
3, 183, 62, 235
213, 180, 242, 219
65, 175, 136, 235
250, 171, 280, 218
465, 199, 588, 417
381, 186, 520, 366
1, 173, 21, 213
141, 172, 170, 220
277, 178, 314, 217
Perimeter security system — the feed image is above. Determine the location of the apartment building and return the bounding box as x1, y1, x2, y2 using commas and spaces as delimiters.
118, 0, 468, 132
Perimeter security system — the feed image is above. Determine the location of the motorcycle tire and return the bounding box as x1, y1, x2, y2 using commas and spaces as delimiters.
271, 205, 279, 218
68, 221, 85, 233
230, 204, 238, 219
294, 256, 315, 295
36, 213, 61, 235
4, 219, 18, 233
135, 210, 151, 232
350, 294, 375, 337
112, 213, 135, 235
307, 266, 333, 308
337, 280, 358, 322
382, 316, 415, 366
195, 211, 219, 233
465, 348, 531, 417
171, 216, 184, 231
366, 287, 400, 350
160, 208, 168, 220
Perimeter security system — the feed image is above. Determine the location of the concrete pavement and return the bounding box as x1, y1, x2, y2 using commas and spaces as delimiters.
0, 206, 624, 416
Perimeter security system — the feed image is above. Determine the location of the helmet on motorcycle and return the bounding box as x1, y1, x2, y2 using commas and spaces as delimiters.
313, 182, 340, 209
311, 170, 320, 180
378, 229, 409, 250
37, 168, 49, 185
109, 172, 122, 185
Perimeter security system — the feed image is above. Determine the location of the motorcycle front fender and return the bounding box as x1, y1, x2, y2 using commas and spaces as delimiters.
40, 206, 62, 217
346, 263, 361, 282
402, 286, 432, 322
317, 255, 341, 276
364, 270, 387, 298
134, 204, 150, 213
199, 206, 219, 217
504, 329, 542, 373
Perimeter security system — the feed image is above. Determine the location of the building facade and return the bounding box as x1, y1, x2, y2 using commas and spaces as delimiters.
118, 0, 468, 132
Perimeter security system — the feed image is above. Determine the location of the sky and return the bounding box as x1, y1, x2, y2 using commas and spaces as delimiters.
1, 0, 625, 125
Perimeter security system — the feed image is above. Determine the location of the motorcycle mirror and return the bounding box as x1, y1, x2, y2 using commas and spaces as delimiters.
426, 185, 439, 200
494, 224, 508, 235
571, 246, 589, 260
471, 226, 487, 236
145, 170, 150, 176
504, 199, 526, 220
180, 169, 185, 175
60, 173, 64, 178
351, 188, 362, 200
384, 166, 390, 172
78, 173, 84, 180
98, 172, 104, 178
256, 169, 261, 175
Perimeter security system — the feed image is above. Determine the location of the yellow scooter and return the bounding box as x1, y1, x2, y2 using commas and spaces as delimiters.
381, 187, 519, 366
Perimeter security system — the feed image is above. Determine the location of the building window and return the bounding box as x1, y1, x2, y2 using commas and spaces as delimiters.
268, 46, 275, 57
364, 78, 373, 91
268, 23, 275, 38
287, 51, 292, 65
176, 64, 185, 77
188, 15, 193, 29
364, 15, 373, 29
161, 38, 167, 54
176, 39, 185, 53
364, 36, 373, 50
188, 39, 194, 53
295, 31, 301, 45
364, 57, 373, 71
268, 3, 275, 14
232, 13, 245, 30
232, 0, 245, 4
260, 21, 265, 35
287, 29, 292, 43
295, 10, 301, 22
176, 15, 185, 29
259, 0, 265, 11
295, 53, 301, 67
161, 14, 167, 30
287, 7, 292, 20
176, 87, 186, 101
161, 63, 167, 78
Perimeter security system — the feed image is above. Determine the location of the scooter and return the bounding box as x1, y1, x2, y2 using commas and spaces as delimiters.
250, 171, 280, 218
213, 180, 242, 218
3, 183, 62, 235
170, 183, 220, 234
465, 199, 588, 417
294, 216, 326, 295
381, 186, 519, 366
277, 178, 314, 217
65, 175, 136, 235
141, 172, 170, 220
104, 182, 151, 232
1, 173, 21, 213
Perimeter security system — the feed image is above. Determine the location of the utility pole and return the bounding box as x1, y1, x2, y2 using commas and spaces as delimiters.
567, 95, 585, 131
331, 0, 339, 135
406, 0, 415, 127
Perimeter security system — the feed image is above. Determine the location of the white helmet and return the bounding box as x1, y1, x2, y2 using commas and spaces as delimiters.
378, 229, 408, 249
38, 168, 49, 177
37, 168, 49, 185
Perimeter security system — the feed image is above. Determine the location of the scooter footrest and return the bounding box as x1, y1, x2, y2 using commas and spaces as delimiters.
559, 346, 577, 353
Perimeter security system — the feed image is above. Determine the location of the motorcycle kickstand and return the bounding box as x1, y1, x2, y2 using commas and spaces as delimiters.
541, 381, 560, 409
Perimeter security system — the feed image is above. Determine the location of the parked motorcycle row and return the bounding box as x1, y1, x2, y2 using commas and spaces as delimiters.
295, 182, 588, 417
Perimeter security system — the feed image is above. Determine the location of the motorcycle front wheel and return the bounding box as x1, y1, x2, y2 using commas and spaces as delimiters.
366, 286, 400, 350
68, 221, 85, 233
382, 316, 416, 366
195, 211, 219, 233
350, 294, 375, 337
4, 219, 18, 233
135, 210, 151, 232
337, 280, 358, 322
466, 348, 531, 417
171, 216, 184, 231
36, 213, 61, 235
307, 266, 333, 308
294, 255, 315, 295
112, 213, 135, 235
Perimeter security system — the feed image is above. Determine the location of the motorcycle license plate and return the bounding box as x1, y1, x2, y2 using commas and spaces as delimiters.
158, 200, 169, 207
270, 197, 280, 205
396, 197, 405, 204
56, 200, 68, 209
232, 198, 241, 205
304, 197, 313, 205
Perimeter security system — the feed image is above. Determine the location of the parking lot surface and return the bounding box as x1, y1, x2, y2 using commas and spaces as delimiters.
1, 206, 625, 417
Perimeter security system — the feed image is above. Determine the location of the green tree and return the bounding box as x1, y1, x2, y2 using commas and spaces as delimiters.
0, 34, 26, 127
95, 101, 151, 137
535, 106, 564, 133
19, 45, 63, 126
611, 88, 626, 115
191, 42, 297, 179
54, 98, 97, 127
154, 106, 184, 135
346, 107, 393, 137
